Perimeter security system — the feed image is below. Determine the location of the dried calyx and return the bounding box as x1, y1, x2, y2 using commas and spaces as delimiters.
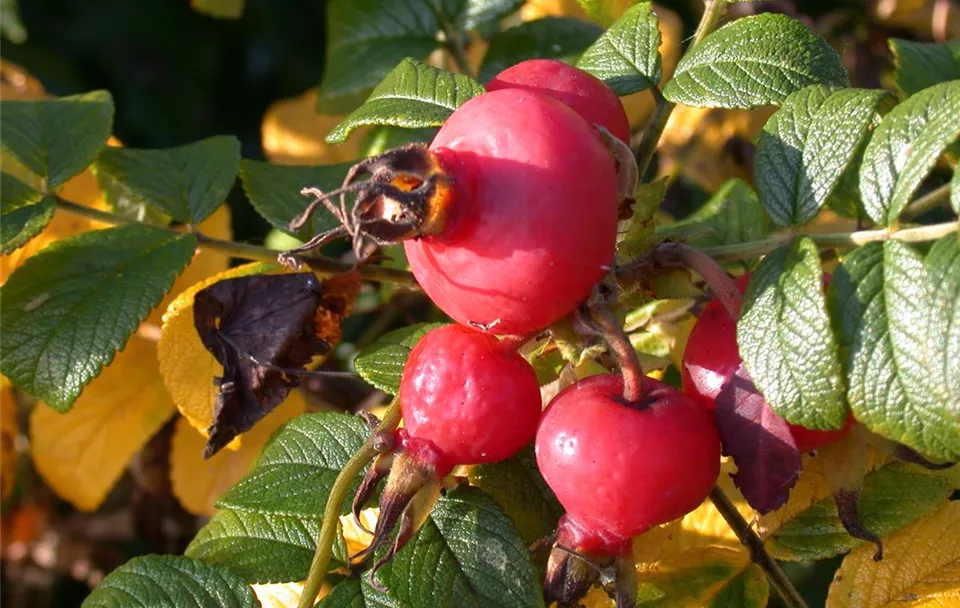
278, 144, 455, 267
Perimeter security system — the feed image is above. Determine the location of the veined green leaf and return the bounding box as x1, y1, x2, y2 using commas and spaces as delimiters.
663, 14, 848, 109
859, 80, 960, 226
0, 172, 54, 254
660, 178, 769, 247
353, 322, 448, 394
577, 2, 662, 95
924, 235, 960, 415
478, 17, 603, 82
327, 58, 484, 144
0, 225, 195, 411
889, 38, 960, 98
754, 86, 891, 226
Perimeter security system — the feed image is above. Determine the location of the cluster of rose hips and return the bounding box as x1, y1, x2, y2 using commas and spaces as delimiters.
289, 59, 854, 604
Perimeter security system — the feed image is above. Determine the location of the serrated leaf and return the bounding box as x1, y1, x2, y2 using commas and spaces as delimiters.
829, 241, 960, 462
0, 90, 113, 187
576, 2, 662, 95
191, 0, 244, 19
661, 178, 769, 247
663, 14, 848, 109
467, 446, 563, 546
859, 81, 960, 226
353, 322, 448, 394
186, 507, 346, 584
343, 487, 543, 608
616, 177, 667, 262
738, 237, 847, 430
826, 501, 960, 608
478, 17, 603, 82
0, 224, 196, 411
755, 86, 891, 226
925, 235, 960, 413
239, 160, 351, 239
217, 412, 369, 516
1, 172, 54, 254
327, 59, 485, 144
94, 136, 240, 224
82, 554, 259, 608
889, 38, 960, 98
318, 0, 442, 113
766, 462, 959, 561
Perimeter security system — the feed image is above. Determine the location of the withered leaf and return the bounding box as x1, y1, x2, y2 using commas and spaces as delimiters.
715, 364, 802, 514
193, 273, 327, 458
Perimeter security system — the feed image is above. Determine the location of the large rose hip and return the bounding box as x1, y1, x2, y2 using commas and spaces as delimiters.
487, 59, 631, 144
536, 374, 721, 555
682, 274, 854, 453
400, 324, 542, 468
404, 88, 620, 335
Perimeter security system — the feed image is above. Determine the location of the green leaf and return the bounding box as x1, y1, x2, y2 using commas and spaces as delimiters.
889, 38, 960, 98
478, 17, 603, 82
191, 0, 244, 19
0, 172, 54, 254
360, 125, 439, 157
94, 136, 240, 224
336, 487, 543, 608
454, 0, 524, 30
467, 446, 563, 546
1, 0, 27, 44
829, 241, 960, 462
860, 81, 960, 226
767, 462, 960, 560
0, 90, 114, 187
576, 2, 662, 95
353, 322, 448, 394
318, 0, 442, 113
186, 507, 347, 584
239, 160, 352, 239
660, 178, 769, 247
327, 59, 485, 144
663, 14, 848, 109
706, 564, 768, 608
754, 86, 891, 226
924, 235, 960, 416
217, 413, 369, 516
0, 225, 196, 411
616, 177, 667, 263
82, 554, 258, 608
738, 237, 847, 430
633, 548, 755, 607
952, 168, 960, 215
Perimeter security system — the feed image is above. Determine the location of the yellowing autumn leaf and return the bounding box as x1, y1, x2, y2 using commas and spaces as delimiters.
157, 262, 276, 443
252, 581, 306, 608
30, 337, 176, 511
144, 204, 232, 329
340, 508, 380, 557
262, 88, 363, 165
170, 390, 306, 516
1, 377, 19, 501
827, 501, 960, 608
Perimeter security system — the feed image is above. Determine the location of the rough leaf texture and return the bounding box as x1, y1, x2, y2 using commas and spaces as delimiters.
829, 241, 960, 462
755, 86, 890, 226
889, 38, 960, 98
0, 172, 54, 254
738, 237, 848, 429
82, 554, 259, 608
0, 224, 196, 411
327, 59, 485, 143
663, 14, 848, 109
859, 80, 960, 225
576, 2, 662, 95
353, 322, 447, 394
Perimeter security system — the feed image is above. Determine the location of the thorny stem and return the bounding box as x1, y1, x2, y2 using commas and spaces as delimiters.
297, 398, 404, 608
900, 183, 952, 221
709, 486, 809, 608
633, 0, 727, 175
592, 307, 645, 404
53, 197, 419, 287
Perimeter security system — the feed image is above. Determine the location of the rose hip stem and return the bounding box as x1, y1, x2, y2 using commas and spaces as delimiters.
592, 307, 645, 405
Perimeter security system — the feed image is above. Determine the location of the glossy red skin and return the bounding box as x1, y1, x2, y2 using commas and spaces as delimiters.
487, 59, 631, 144
536, 374, 721, 554
399, 324, 542, 468
405, 89, 619, 335
681, 274, 854, 453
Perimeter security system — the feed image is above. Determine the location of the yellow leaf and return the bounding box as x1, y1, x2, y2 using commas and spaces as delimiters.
251, 581, 306, 608
340, 508, 380, 557
262, 88, 364, 165
169, 390, 306, 515
144, 204, 232, 329
634, 546, 754, 607
827, 501, 960, 608
1, 378, 19, 501
665, 460, 751, 557
30, 337, 176, 511
157, 262, 276, 444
